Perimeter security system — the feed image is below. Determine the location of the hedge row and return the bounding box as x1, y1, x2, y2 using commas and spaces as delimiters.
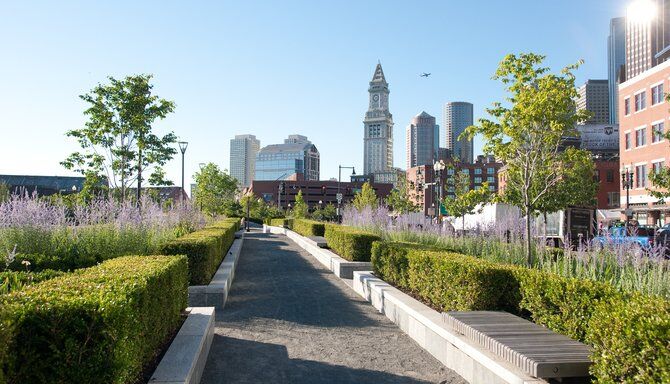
324, 224, 381, 261
0, 255, 188, 384
371, 242, 670, 383
160, 219, 239, 285
292, 219, 325, 237
266, 218, 293, 228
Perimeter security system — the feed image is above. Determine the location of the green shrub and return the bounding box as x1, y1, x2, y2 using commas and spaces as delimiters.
588, 293, 670, 383
0, 270, 65, 295
371, 242, 519, 312
161, 220, 239, 285
292, 219, 325, 237
371, 241, 670, 382
324, 224, 381, 262
0, 255, 188, 384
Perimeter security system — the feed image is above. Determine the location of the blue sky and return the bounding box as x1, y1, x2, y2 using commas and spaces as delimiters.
0, 0, 628, 186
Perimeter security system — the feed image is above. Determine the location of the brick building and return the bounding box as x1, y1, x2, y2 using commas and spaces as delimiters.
618, 58, 670, 225
406, 155, 502, 216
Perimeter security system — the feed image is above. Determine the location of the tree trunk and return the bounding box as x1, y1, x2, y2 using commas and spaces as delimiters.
136, 146, 142, 204
525, 212, 532, 266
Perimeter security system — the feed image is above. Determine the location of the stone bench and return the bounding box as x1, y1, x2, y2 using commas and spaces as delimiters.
443, 311, 591, 380
305, 236, 328, 248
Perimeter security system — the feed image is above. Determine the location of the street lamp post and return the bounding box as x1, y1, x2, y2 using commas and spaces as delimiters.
621, 168, 634, 230
245, 193, 251, 232
178, 141, 188, 202
338, 165, 356, 219
433, 160, 446, 222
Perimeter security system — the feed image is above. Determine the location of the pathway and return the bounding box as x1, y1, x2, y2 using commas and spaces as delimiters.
201, 230, 465, 384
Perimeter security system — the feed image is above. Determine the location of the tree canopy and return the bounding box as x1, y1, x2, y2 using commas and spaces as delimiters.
352, 182, 378, 211
465, 52, 593, 264
193, 163, 238, 216
61, 74, 176, 201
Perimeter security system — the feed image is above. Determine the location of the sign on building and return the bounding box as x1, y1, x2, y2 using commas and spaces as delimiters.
577, 124, 619, 152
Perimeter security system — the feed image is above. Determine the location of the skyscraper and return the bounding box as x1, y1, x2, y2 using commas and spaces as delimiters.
576, 80, 610, 124
406, 111, 439, 169
229, 134, 260, 187
625, 0, 670, 80
443, 102, 474, 164
363, 63, 394, 176
255, 135, 320, 181
609, 17, 626, 124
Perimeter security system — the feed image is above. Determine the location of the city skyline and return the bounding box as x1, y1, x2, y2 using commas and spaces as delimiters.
0, 1, 629, 186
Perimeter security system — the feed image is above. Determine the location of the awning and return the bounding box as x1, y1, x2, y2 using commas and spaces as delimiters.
597, 209, 621, 221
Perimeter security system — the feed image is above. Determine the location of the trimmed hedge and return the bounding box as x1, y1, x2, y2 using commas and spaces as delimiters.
267, 218, 293, 229
161, 219, 239, 285
371, 242, 670, 382
292, 219, 325, 237
324, 224, 381, 262
0, 255, 188, 384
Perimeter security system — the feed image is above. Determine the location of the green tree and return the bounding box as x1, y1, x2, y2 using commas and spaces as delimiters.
291, 190, 309, 218
465, 53, 591, 265
385, 174, 418, 214
312, 202, 338, 221
352, 182, 378, 211
193, 163, 238, 216
61, 74, 176, 202
649, 93, 670, 201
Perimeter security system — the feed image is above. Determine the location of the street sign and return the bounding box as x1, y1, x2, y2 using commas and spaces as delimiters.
625, 208, 633, 218
336, 193, 343, 203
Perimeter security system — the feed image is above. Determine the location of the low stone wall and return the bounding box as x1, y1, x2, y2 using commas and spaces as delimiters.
353, 271, 549, 384
150, 306, 215, 384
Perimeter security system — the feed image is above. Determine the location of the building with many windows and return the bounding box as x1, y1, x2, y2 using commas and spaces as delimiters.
255, 135, 320, 181
625, 0, 670, 80
363, 63, 394, 177
406, 111, 439, 169
443, 102, 474, 163
406, 155, 502, 216
577, 80, 610, 124
229, 134, 260, 187
609, 17, 626, 124
618, 57, 670, 225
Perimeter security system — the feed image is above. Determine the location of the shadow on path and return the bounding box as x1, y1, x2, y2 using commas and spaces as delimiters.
205, 335, 438, 384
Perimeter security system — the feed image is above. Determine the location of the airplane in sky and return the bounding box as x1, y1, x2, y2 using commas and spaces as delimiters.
420, 72, 431, 77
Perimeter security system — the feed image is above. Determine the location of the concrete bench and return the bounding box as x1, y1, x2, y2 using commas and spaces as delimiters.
443, 311, 591, 380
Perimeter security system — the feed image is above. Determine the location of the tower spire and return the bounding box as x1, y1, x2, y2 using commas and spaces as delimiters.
371, 62, 386, 83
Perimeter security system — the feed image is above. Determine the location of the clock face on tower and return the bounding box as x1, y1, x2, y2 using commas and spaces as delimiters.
372, 94, 379, 102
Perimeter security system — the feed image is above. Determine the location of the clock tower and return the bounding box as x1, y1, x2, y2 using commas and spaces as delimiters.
363, 63, 394, 176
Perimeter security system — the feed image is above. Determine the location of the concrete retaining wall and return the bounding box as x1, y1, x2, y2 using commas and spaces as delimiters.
150, 306, 215, 384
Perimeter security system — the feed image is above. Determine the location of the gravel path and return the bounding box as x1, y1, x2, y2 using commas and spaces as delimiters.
201, 230, 465, 384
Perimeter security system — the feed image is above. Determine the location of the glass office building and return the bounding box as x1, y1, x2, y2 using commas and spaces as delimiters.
255, 135, 320, 181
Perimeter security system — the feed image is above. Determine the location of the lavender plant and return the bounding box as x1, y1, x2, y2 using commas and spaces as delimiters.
0, 191, 205, 271
343, 205, 670, 297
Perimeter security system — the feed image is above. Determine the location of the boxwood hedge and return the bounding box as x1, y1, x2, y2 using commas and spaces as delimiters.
371, 241, 670, 383
324, 224, 381, 262
160, 219, 239, 285
267, 218, 293, 229
0, 255, 188, 384
292, 219, 325, 237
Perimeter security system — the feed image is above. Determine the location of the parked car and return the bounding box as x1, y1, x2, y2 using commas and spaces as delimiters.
592, 225, 656, 249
